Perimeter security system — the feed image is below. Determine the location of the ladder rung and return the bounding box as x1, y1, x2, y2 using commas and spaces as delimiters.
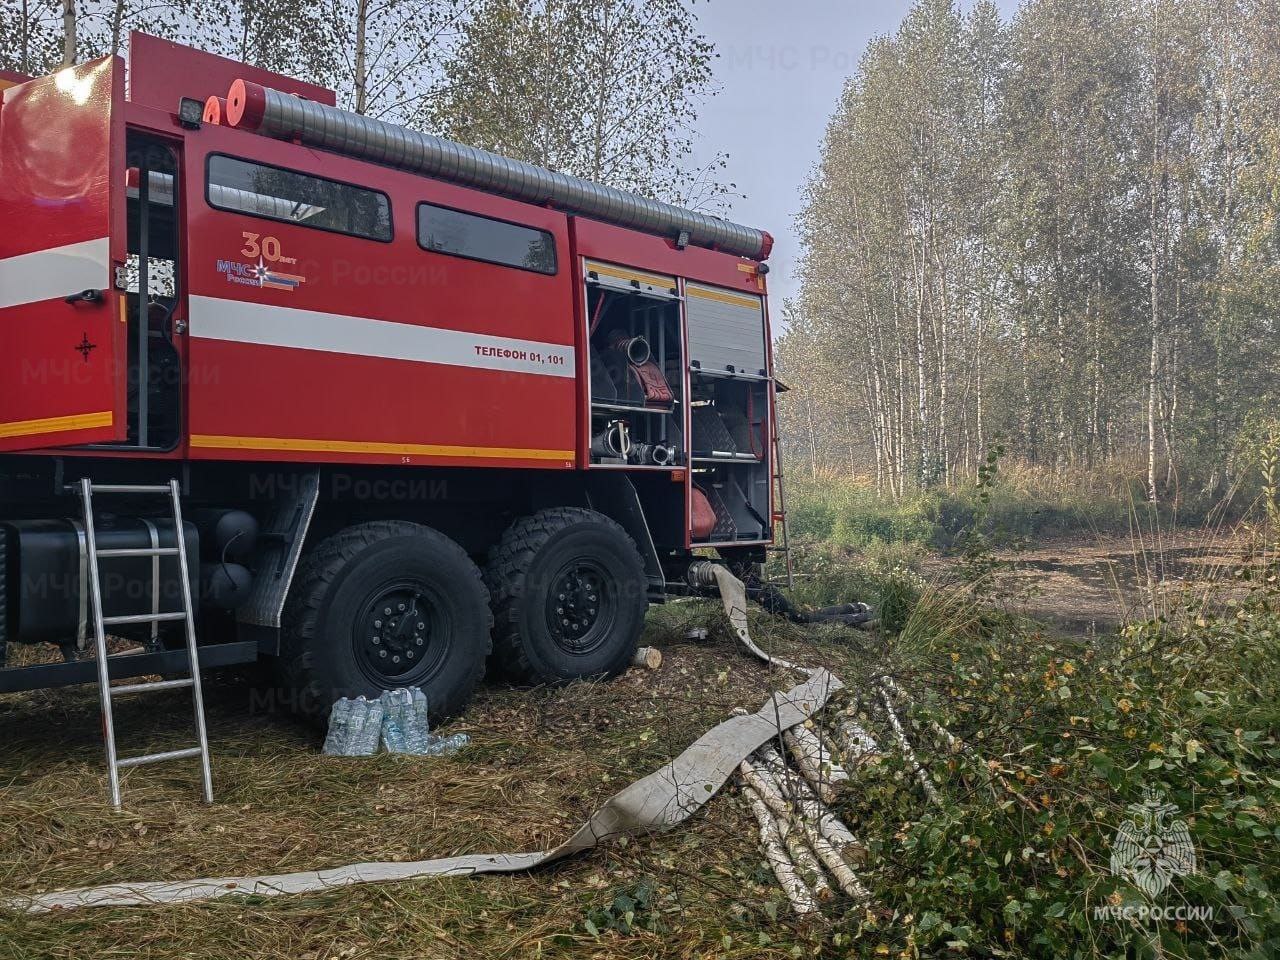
102, 611, 187, 626
111, 677, 194, 696
96, 547, 181, 558
117, 746, 203, 769
74, 483, 174, 494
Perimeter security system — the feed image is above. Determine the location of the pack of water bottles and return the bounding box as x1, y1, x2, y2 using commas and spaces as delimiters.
322, 687, 470, 758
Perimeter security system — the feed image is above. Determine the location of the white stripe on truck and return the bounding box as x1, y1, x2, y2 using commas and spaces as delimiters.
188, 295, 575, 379
0, 237, 110, 311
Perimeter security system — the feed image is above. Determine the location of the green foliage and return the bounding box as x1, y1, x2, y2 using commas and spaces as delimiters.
785, 465, 1148, 554
774, 477, 1280, 957
1242, 414, 1280, 535
582, 879, 663, 937
429, 0, 729, 206
828, 572, 1280, 958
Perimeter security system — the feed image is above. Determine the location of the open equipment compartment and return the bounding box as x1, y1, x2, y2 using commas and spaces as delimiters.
685, 281, 772, 544
584, 261, 684, 469
689, 373, 771, 543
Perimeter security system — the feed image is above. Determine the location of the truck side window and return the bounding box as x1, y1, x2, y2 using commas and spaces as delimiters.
417, 203, 557, 275
207, 154, 392, 242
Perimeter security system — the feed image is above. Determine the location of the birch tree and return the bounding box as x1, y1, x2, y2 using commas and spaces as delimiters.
0, 1, 63, 74
430, 0, 728, 205
782, 0, 1280, 501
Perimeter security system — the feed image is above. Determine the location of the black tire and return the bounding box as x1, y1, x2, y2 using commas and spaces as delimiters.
485, 507, 648, 684
278, 521, 491, 719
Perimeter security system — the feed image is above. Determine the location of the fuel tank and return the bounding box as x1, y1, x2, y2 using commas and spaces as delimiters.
0, 518, 200, 646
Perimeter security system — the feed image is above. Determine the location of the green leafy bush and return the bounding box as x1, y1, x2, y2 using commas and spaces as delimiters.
825, 574, 1280, 959
785, 465, 1175, 553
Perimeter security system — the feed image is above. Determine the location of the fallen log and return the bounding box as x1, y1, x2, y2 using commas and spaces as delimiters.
631, 646, 663, 670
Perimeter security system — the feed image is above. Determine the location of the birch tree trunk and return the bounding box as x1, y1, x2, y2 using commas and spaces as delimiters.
353, 0, 369, 115
1146, 2, 1164, 505
21, 0, 31, 72
61, 0, 76, 67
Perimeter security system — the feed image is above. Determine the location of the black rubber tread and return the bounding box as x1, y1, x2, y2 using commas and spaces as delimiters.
278, 520, 492, 718
485, 507, 647, 683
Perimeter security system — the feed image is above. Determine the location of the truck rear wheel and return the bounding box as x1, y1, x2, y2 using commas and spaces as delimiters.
486, 508, 647, 684
279, 521, 492, 719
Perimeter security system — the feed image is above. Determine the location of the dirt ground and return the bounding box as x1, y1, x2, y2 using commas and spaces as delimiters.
925, 525, 1257, 634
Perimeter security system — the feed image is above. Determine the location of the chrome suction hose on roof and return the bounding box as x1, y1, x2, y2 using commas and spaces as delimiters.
224, 79, 773, 262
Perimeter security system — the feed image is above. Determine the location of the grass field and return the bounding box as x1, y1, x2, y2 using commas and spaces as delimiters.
0, 606, 870, 960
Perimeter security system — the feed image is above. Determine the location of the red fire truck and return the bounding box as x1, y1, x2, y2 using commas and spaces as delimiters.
0, 35, 780, 725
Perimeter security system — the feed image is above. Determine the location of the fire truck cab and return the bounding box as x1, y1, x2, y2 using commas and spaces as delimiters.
0, 36, 779, 719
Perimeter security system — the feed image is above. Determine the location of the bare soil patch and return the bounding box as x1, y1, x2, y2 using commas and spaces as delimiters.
925, 527, 1256, 633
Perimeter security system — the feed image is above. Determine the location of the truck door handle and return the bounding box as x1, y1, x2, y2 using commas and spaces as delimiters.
65, 289, 105, 305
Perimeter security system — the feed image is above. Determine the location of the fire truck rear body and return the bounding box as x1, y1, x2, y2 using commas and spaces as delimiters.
0, 35, 778, 713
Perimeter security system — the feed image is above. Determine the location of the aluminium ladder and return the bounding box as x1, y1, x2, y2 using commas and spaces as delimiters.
76, 478, 213, 808
768, 412, 795, 590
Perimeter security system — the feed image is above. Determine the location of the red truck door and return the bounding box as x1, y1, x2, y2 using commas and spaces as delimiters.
0, 58, 127, 451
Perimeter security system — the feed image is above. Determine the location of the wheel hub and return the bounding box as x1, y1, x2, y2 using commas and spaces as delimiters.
546, 562, 611, 653
357, 583, 447, 684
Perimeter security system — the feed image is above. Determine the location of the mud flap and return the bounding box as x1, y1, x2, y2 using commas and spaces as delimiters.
235, 469, 320, 652
584, 472, 665, 594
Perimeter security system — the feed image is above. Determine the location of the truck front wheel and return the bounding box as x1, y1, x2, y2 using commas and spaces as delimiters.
486, 508, 647, 684
279, 521, 492, 719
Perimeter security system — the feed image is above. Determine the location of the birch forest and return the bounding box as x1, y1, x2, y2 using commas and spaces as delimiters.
780, 0, 1280, 505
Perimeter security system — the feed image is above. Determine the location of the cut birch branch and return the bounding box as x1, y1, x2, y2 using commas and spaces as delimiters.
740, 783, 819, 916
783, 724, 847, 802
816, 724, 859, 772
879, 677, 971, 757
742, 759, 874, 904
774, 815, 832, 900
831, 711, 881, 767
876, 687, 943, 807
877, 677, 996, 795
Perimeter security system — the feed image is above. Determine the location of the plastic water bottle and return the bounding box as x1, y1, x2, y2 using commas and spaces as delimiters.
355, 698, 384, 755
381, 708, 405, 753
323, 698, 353, 756
380, 688, 412, 753
423, 732, 469, 756
345, 697, 373, 756
405, 688, 432, 754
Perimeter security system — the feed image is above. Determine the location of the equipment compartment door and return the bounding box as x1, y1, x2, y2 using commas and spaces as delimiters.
0, 58, 127, 451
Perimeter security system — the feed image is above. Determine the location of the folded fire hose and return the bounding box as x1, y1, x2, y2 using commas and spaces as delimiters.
7, 567, 839, 914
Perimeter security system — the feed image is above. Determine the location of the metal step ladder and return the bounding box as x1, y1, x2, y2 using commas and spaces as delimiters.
767, 407, 795, 590
75, 478, 213, 809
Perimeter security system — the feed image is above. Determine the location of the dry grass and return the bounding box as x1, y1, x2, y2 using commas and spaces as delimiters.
0, 605, 879, 960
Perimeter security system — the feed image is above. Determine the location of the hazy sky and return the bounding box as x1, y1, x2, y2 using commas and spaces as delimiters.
693, 0, 1021, 306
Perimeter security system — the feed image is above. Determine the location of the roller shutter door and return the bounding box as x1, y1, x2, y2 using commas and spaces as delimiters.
685, 283, 766, 376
